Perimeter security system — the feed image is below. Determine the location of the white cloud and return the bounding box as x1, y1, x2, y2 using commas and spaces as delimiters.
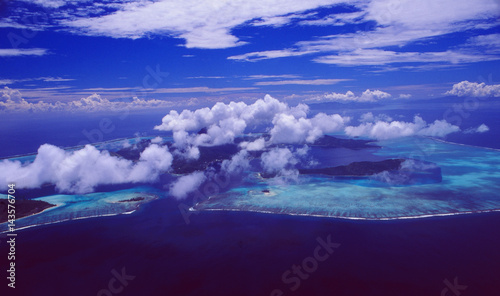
345, 116, 460, 140
359, 89, 392, 101
399, 94, 412, 99
359, 112, 393, 123
21, 0, 67, 8
269, 112, 347, 144
155, 95, 305, 145
243, 74, 301, 80
155, 94, 351, 149
170, 171, 206, 200
221, 150, 251, 174
239, 138, 266, 151
0, 144, 172, 194
308, 89, 392, 102
445, 81, 500, 97
251, 12, 316, 27
0, 48, 48, 57
477, 124, 490, 133
151, 136, 162, 144
0, 87, 186, 112
228, 49, 314, 61
312, 49, 497, 66
464, 124, 490, 134
299, 11, 366, 26
40, 77, 75, 82
254, 79, 351, 86
232, 0, 500, 66
467, 33, 500, 52
64, 0, 342, 49
260, 147, 297, 173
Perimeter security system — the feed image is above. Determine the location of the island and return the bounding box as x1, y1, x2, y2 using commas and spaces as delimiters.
0, 199, 56, 223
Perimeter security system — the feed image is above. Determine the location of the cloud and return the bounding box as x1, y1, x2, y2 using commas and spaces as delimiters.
0, 144, 172, 194
151, 136, 163, 144
39, 77, 75, 82
312, 49, 497, 66
299, 11, 366, 26
308, 89, 392, 102
239, 138, 266, 151
221, 150, 251, 174
63, 0, 340, 49
445, 81, 500, 97
345, 116, 460, 140
21, 0, 66, 8
231, 0, 500, 67
251, 12, 316, 27
254, 79, 351, 86
477, 124, 490, 133
155, 94, 352, 150
243, 75, 301, 80
359, 112, 393, 123
270, 112, 347, 144
259, 147, 310, 183
464, 124, 490, 134
0, 87, 185, 112
228, 49, 315, 61
260, 147, 297, 173
0, 48, 49, 57
170, 171, 206, 200
155, 95, 309, 146
399, 94, 412, 99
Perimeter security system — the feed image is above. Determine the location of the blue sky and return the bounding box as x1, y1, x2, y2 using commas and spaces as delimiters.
0, 0, 499, 110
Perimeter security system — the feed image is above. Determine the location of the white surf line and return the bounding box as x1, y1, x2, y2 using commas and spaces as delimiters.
0, 210, 138, 234
430, 137, 500, 152
191, 206, 500, 221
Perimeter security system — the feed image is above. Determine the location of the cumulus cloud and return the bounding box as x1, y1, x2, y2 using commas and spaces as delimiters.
359, 112, 393, 123
345, 116, 460, 140
0, 144, 172, 194
151, 136, 162, 144
155, 95, 322, 147
221, 150, 251, 174
464, 124, 490, 134
239, 138, 266, 151
259, 147, 309, 183
260, 147, 297, 174
170, 171, 207, 200
445, 81, 500, 97
308, 89, 392, 102
269, 112, 348, 144
0, 87, 180, 112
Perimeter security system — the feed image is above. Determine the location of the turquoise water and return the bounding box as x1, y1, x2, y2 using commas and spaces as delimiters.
194, 137, 500, 219
3, 136, 500, 232
0, 186, 163, 232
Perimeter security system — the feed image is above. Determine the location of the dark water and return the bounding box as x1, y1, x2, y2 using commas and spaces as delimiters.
1, 197, 499, 295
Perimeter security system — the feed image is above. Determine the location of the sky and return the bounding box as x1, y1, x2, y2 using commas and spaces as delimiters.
0, 0, 499, 111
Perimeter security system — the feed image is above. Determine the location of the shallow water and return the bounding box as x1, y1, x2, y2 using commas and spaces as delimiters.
194, 137, 500, 219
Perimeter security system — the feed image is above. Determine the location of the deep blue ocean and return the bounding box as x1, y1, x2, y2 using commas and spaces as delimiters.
1, 98, 499, 295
